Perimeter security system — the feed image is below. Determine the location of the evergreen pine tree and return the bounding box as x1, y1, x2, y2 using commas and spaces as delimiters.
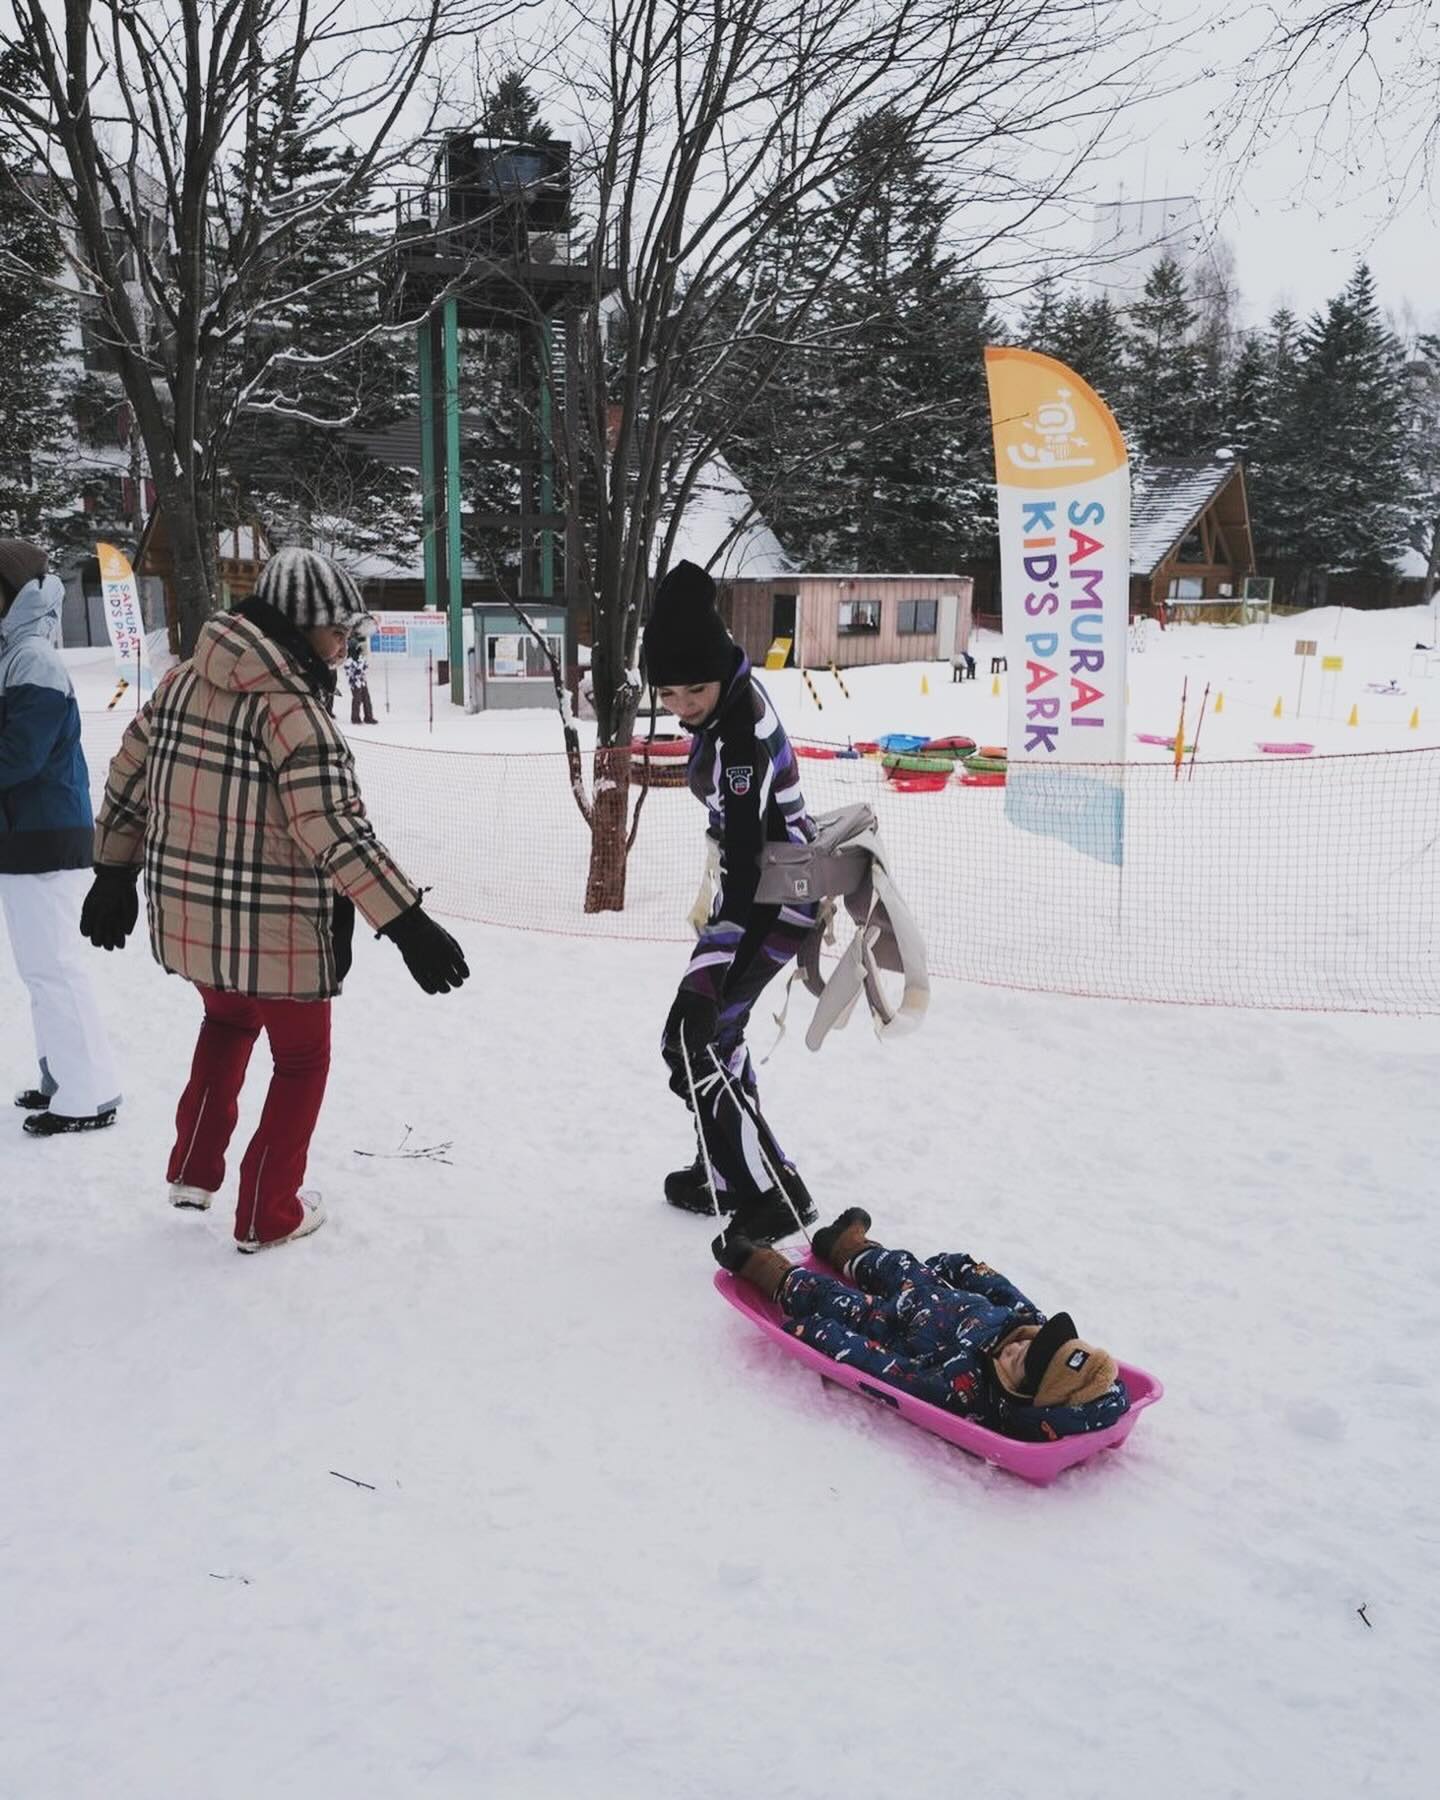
1239, 307, 1308, 577
1407, 333, 1440, 601
1017, 278, 1063, 360
477, 73, 553, 144
226, 87, 417, 560
1285, 263, 1411, 598
1051, 294, 1126, 418
1121, 255, 1204, 458
735, 107, 999, 570
0, 48, 77, 540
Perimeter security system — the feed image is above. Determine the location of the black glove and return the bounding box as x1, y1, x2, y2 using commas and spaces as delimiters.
379, 903, 469, 994
663, 987, 720, 1092
331, 894, 355, 984
79, 866, 140, 951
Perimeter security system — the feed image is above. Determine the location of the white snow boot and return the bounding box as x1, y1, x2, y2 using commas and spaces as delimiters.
236, 1191, 326, 1255
169, 1182, 215, 1211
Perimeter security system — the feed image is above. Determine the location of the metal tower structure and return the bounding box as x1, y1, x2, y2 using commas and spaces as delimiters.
388, 135, 610, 704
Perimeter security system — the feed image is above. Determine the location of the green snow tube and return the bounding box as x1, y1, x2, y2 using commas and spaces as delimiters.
882, 752, 955, 775
963, 753, 1008, 774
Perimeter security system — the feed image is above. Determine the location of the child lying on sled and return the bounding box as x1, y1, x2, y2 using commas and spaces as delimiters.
714, 1207, 1129, 1443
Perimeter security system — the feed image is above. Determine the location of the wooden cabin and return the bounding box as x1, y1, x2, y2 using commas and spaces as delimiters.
717, 573, 973, 670
1130, 456, 1256, 621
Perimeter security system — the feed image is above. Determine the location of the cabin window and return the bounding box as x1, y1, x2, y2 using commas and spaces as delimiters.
838, 599, 881, 634
897, 599, 938, 634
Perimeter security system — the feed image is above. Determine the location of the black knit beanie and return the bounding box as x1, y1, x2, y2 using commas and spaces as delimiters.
641, 560, 736, 686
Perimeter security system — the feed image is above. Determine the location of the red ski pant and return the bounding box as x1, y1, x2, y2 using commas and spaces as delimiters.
166, 986, 332, 1244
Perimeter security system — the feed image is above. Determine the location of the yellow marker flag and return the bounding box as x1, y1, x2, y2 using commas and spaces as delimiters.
1272, 696, 1283, 719
1214, 691, 1224, 714
921, 674, 930, 696
991, 673, 1001, 697
1347, 703, 1359, 727
1410, 707, 1420, 730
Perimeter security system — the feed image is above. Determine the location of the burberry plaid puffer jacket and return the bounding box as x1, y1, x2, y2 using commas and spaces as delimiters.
94, 610, 420, 999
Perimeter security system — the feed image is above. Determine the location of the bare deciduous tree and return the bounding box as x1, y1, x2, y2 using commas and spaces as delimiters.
0, 0, 517, 650
1223, 0, 1440, 217
517, 0, 1162, 909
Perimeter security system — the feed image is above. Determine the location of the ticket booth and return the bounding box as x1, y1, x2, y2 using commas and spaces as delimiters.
469, 603, 568, 710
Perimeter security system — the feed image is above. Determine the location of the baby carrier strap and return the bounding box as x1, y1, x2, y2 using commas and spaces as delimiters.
754, 801, 876, 905
758, 804, 929, 1051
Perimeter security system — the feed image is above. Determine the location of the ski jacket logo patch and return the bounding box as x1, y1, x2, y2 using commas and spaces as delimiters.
726, 765, 753, 797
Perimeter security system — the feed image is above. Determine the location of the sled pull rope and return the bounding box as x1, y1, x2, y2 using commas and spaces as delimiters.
705, 1046, 813, 1246
679, 1029, 723, 1218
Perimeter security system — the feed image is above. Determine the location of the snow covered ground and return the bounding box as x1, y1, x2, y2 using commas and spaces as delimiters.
3, 607, 1438, 1798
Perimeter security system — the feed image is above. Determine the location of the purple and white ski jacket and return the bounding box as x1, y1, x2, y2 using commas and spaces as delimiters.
680, 651, 814, 1001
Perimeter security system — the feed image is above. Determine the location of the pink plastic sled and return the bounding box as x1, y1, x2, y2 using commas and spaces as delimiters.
714, 1251, 1163, 1486
1256, 741, 1315, 756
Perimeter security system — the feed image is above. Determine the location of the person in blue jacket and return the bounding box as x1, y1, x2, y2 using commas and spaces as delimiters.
0, 539, 122, 1134
645, 560, 819, 1248
714, 1206, 1130, 1442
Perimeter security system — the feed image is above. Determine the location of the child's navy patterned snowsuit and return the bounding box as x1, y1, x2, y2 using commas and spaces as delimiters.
779, 1248, 1131, 1441
661, 651, 816, 1200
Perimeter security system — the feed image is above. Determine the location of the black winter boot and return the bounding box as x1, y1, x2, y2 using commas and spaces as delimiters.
664, 1159, 735, 1215
22, 1108, 117, 1137
724, 1185, 814, 1248
14, 1089, 51, 1111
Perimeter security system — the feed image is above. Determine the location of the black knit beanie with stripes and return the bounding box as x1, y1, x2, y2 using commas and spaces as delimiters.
252, 547, 369, 631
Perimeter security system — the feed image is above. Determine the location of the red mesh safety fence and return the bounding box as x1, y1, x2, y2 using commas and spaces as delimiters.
79, 711, 1440, 1014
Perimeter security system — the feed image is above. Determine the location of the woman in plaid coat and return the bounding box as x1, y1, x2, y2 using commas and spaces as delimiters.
83, 548, 469, 1252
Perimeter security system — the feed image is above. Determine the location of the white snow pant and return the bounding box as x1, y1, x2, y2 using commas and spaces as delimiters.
0, 869, 122, 1116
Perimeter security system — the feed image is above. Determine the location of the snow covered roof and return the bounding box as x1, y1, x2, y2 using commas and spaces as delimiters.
1130, 456, 1243, 576
659, 455, 793, 579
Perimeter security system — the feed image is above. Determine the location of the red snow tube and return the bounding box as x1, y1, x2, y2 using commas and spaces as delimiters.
921, 735, 977, 758
885, 769, 951, 792
960, 771, 1007, 787
795, 744, 839, 760
630, 737, 691, 757
630, 737, 692, 788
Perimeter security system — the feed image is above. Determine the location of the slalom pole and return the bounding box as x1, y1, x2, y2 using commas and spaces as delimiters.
1186, 682, 1210, 781
1173, 677, 1188, 782
705, 1047, 812, 1244
679, 1033, 723, 1218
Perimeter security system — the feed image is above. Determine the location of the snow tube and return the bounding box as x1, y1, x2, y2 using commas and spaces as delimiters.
1133, 732, 1173, 747
852, 740, 879, 755
963, 753, 1008, 774
960, 771, 1007, 787
1256, 741, 1315, 756
978, 745, 1007, 760
883, 752, 955, 775
795, 744, 839, 760
921, 735, 977, 759
876, 733, 930, 754
715, 1254, 1163, 1487
630, 736, 691, 758
885, 771, 951, 793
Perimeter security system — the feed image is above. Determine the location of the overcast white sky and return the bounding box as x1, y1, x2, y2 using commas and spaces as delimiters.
1104, 1, 1439, 330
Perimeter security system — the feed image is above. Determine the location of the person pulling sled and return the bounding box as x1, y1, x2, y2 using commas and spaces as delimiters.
645, 560, 820, 1248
